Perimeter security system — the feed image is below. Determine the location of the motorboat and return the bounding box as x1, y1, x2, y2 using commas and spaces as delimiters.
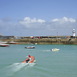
22, 59, 36, 63
51, 48, 60, 52
22, 55, 36, 63
0, 44, 9, 47
25, 46, 35, 49
8, 41, 19, 44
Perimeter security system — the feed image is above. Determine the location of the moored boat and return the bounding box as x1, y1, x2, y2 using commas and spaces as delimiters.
8, 41, 19, 44
0, 44, 9, 47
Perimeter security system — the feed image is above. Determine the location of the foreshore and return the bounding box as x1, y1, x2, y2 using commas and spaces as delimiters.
0, 36, 77, 45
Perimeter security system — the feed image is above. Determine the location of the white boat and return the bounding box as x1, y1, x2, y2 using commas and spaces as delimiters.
0, 44, 9, 47
51, 48, 60, 52
8, 41, 19, 44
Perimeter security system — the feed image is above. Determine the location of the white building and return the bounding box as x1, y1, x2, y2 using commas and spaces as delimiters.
72, 29, 76, 36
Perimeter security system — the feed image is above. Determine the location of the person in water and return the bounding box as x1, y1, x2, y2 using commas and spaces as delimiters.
22, 55, 35, 63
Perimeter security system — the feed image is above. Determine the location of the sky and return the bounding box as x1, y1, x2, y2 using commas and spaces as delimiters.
0, 0, 77, 36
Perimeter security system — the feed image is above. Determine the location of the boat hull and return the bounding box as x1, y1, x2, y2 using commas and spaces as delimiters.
22, 60, 36, 63
0, 44, 9, 47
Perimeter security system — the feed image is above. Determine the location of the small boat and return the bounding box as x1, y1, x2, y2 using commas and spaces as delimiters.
51, 48, 60, 52
25, 46, 35, 49
0, 44, 9, 47
22, 60, 36, 63
8, 41, 19, 44
22, 55, 36, 64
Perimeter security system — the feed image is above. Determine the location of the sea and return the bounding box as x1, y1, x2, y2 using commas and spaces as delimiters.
0, 44, 77, 77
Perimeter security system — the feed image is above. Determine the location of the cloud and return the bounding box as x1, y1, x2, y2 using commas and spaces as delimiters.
19, 17, 46, 28
0, 17, 77, 36
20, 17, 46, 23
52, 17, 76, 23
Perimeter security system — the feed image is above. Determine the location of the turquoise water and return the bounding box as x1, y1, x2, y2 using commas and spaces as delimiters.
0, 44, 77, 77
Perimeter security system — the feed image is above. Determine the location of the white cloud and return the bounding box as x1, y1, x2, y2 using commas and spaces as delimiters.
52, 17, 76, 23
52, 18, 59, 22
19, 17, 46, 28
19, 17, 45, 24
0, 17, 77, 36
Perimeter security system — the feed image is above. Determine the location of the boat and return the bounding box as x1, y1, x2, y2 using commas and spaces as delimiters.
8, 41, 19, 44
22, 55, 36, 63
25, 46, 35, 49
22, 60, 36, 63
0, 44, 9, 47
51, 48, 60, 52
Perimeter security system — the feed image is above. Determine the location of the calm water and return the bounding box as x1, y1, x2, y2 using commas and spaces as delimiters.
0, 44, 77, 77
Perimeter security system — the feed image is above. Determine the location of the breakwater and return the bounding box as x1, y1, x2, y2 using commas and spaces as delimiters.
16, 38, 77, 44
0, 36, 77, 44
